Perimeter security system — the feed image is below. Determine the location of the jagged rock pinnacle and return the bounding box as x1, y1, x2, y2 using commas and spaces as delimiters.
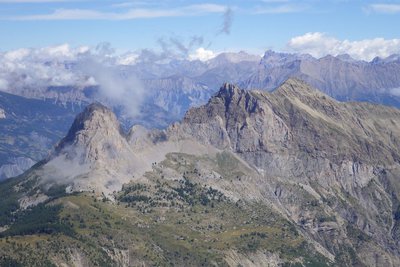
56, 102, 123, 151
216, 83, 242, 98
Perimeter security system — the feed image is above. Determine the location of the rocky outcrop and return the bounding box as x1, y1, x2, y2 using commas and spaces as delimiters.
56, 102, 127, 162
181, 79, 400, 164
30, 102, 216, 194
174, 79, 400, 266
38, 103, 137, 193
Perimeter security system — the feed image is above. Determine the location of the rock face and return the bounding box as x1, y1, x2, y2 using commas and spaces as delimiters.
175, 79, 400, 266
56, 102, 127, 161
40, 103, 137, 193
28, 102, 215, 194
184, 79, 400, 165
2, 79, 400, 266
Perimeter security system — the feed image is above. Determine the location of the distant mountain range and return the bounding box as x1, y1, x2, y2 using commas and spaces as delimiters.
1, 79, 400, 266
1, 50, 400, 180
243, 50, 400, 107
2, 49, 400, 119
2, 50, 400, 113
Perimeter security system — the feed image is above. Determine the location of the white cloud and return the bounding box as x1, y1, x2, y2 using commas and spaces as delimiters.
39, 43, 89, 58
390, 88, 400, 96
189, 4, 227, 13
0, 78, 9, 91
4, 48, 30, 61
9, 4, 227, 20
188, 47, 216, 61
117, 53, 139, 65
367, 4, 400, 14
78, 56, 145, 117
111, 1, 153, 8
286, 32, 400, 61
0, 43, 146, 117
254, 2, 308, 14
0, 44, 92, 92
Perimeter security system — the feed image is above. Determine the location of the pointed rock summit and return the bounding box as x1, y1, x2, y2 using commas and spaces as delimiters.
217, 82, 242, 98
272, 77, 321, 96
18, 102, 139, 195
214, 83, 252, 111
57, 102, 123, 150
181, 79, 400, 164
47, 102, 135, 193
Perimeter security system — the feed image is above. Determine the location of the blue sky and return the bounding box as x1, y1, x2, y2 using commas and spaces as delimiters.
0, 0, 399, 59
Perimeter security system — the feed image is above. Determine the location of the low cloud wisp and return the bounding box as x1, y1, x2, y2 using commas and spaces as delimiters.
218, 7, 233, 35
0, 43, 146, 118
77, 46, 145, 117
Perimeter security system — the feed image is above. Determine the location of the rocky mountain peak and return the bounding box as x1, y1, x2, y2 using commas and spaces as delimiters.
56, 102, 122, 150
195, 82, 260, 119
44, 102, 135, 193
216, 82, 242, 99
336, 53, 357, 62
181, 79, 400, 165
272, 77, 326, 99
274, 77, 311, 90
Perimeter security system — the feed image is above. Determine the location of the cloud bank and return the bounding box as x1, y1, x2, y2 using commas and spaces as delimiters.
287, 32, 400, 61
189, 47, 216, 61
0, 44, 93, 93
0, 43, 147, 117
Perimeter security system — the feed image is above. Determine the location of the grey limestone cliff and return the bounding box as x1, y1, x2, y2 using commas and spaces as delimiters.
174, 79, 400, 266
